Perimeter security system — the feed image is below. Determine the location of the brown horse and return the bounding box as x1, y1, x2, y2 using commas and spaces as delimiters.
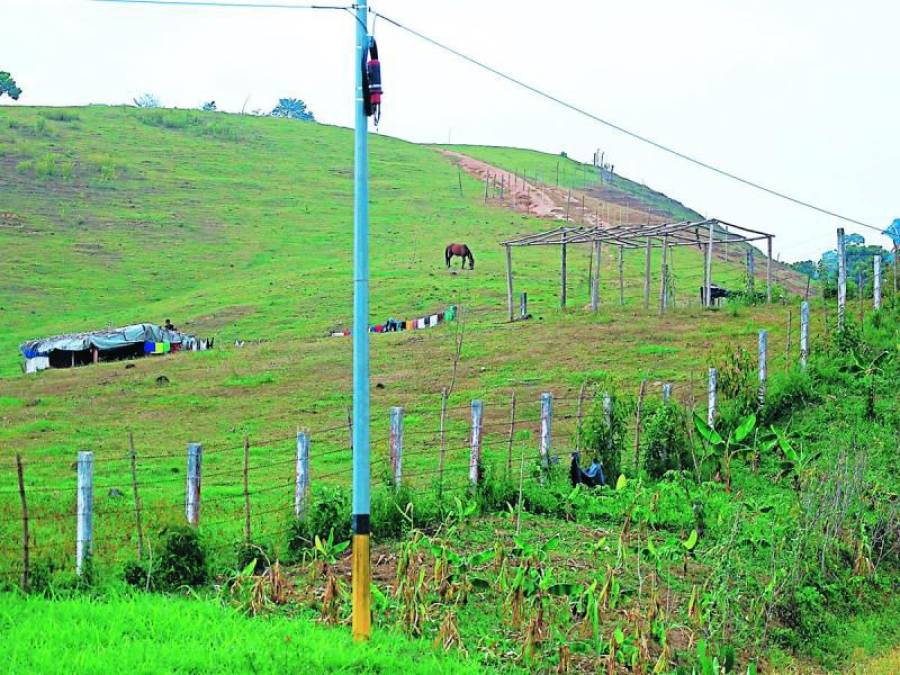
445, 243, 475, 270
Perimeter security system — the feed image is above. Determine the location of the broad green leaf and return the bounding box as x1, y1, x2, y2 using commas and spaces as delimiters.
543, 536, 561, 552
646, 537, 658, 558
615, 474, 627, 491
547, 583, 575, 597
683, 529, 698, 551
733, 414, 756, 443
333, 540, 350, 555
614, 627, 625, 645
470, 549, 496, 567
469, 577, 491, 591
240, 559, 258, 577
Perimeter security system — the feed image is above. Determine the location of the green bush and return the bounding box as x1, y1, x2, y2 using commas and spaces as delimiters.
641, 402, 690, 478
287, 484, 351, 557
124, 526, 208, 591
579, 392, 626, 480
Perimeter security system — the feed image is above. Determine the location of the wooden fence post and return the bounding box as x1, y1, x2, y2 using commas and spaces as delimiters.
483, 176, 488, 204
438, 388, 448, 495
128, 433, 144, 561
76, 451, 93, 576
747, 249, 755, 295
505, 244, 514, 322
758, 330, 768, 407
659, 235, 669, 315
591, 240, 601, 312
643, 238, 652, 310
786, 310, 793, 370
873, 255, 882, 310
800, 301, 810, 369
766, 236, 773, 303
390, 406, 403, 489
575, 382, 587, 453
506, 391, 517, 476
634, 380, 646, 474
15, 454, 29, 592
704, 220, 714, 307
560, 231, 568, 309
707, 368, 718, 428
618, 245, 625, 306
520, 292, 528, 319
603, 392, 612, 426
662, 383, 672, 405
186, 442, 202, 527
837, 227, 847, 329
540, 392, 553, 467
469, 400, 483, 486
242, 435, 251, 542
295, 431, 309, 517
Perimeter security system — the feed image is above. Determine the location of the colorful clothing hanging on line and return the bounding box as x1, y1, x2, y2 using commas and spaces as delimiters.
331, 305, 457, 337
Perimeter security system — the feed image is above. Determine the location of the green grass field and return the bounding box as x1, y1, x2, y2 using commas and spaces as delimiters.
0, 106, 896, 673
0, 591, 476, 674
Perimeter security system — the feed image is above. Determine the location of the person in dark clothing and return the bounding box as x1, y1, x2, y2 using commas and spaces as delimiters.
164, 319, 176, 331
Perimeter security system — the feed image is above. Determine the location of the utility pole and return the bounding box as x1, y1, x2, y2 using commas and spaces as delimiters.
351, 0, 371, 642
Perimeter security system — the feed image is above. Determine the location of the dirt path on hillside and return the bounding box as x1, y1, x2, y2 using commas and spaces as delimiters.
441, 149, 811, 296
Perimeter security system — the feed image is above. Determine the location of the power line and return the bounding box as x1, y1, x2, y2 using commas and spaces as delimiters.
372, 11, 885, 235
93, 0, 351, 11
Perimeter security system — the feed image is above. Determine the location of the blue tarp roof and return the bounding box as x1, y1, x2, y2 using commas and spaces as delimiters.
19, 323, 194, 358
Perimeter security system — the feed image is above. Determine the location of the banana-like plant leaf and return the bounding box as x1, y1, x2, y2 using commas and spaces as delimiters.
615, 474, 627, 491
733, 414, 756, 443
683, 529, 698, 551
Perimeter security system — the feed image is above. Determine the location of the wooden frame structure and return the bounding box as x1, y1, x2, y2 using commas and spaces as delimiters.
500, 219, 775, 320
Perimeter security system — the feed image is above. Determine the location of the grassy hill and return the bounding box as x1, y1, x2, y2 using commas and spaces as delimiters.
1, 106, 895, 673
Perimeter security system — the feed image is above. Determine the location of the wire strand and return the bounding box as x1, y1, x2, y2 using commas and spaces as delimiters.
372, 10, 884, 235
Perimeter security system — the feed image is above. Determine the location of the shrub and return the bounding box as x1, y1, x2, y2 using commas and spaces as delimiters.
124, 526, 208, 591
641, 402, 690, 478
579, 392, 626, 480
39, 109, 80, 122
235, 541, 276, 575
287, 484, 351, 557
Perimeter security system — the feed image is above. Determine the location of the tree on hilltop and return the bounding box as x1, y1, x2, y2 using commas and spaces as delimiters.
0, 72, 22, 100
270, 98, 315, 121
133, 93, 161, 108
201, 101, 217, 112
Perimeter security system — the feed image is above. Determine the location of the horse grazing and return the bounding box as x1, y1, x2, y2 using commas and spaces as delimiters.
445, 243, 475, 270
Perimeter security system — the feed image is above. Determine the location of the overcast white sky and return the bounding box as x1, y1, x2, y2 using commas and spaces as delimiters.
3, 0, 898, 261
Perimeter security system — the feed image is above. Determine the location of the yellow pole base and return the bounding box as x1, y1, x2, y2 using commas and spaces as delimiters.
351, 533, 371, 641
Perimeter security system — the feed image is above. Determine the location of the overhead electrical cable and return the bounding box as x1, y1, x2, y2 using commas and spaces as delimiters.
372, 10, 884, 235
93, 0, 352, 11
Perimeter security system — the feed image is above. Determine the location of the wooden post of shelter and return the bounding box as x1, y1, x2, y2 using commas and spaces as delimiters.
560, 230, 568, 309
704, 220, 714, 307
618, 245, 625, 306
590, 240, 601, 312
643, 238, 652, 309
766, 236, 773, 303
659, 235, 669, 315
747, 249, 755, 295
662, 383, 672, 405
520, 292, 528, 319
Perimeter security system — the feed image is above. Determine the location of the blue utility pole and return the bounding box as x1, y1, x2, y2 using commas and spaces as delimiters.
351, 0, 371, 641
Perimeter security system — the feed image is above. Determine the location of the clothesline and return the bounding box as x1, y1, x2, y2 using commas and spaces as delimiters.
331, 305, 457, 337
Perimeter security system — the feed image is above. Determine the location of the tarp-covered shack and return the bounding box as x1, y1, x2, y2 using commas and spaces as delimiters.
19, 323, 211, 374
